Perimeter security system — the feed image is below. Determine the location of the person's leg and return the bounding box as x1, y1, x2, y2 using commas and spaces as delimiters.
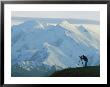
85, 61, 87, 67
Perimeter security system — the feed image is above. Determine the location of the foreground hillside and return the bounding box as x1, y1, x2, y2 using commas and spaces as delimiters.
50, 66, 100, 77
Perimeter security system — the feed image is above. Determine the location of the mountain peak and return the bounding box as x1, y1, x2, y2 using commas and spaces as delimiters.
18, 20, 44, 31
60, 20, 70, 25
59, 20, 77, 31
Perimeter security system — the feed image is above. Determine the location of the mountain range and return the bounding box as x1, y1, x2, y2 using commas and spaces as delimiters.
11, 18, 100, 76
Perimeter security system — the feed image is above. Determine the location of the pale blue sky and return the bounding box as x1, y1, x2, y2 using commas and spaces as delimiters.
12, 11, 100, 21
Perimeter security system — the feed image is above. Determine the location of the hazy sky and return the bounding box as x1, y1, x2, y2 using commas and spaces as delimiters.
12, 11, 100, 21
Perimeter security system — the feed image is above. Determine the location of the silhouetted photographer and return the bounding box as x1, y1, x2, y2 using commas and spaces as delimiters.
79, 55, 88, 67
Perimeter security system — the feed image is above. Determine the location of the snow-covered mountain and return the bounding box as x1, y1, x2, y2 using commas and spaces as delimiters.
11, 19, 100, 76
